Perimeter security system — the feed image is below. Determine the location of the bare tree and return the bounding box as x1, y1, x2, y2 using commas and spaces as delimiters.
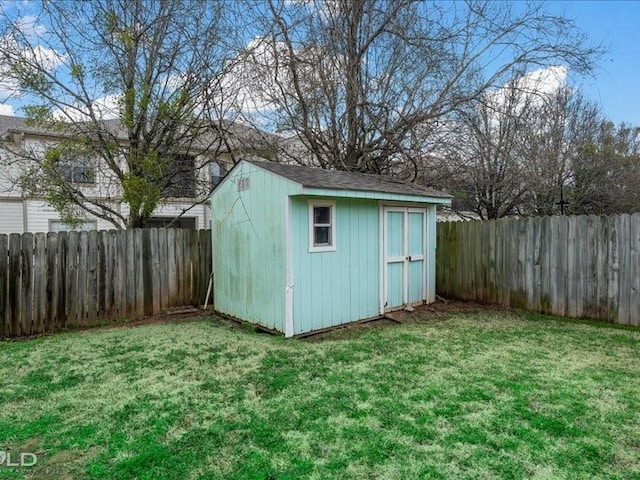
239, 0, 601, 175
569, 121, 640, 215
0, 0, 251, 228
420, 75, 640, 219
518, 87, 602, 216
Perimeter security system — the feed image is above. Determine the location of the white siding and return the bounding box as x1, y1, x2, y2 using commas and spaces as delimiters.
146, 202, 210, 229
0, 153, 25, 198
25, 200, 119, 233
0, 200, 25, 234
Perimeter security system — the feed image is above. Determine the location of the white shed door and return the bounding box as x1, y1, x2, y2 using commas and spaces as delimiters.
382, 206, 427, 312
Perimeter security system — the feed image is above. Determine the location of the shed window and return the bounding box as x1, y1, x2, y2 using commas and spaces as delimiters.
309, 200, 336, 252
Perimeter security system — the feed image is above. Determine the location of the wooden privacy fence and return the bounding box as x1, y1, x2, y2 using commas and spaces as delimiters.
436, 214, 640, 326
0, 228, 212, 338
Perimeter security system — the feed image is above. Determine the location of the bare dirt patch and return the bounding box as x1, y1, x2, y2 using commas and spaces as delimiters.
302, 298, 505, 341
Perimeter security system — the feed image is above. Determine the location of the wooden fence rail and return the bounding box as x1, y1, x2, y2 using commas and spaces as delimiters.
436, 214, 640, 326
0, 228, 212, 338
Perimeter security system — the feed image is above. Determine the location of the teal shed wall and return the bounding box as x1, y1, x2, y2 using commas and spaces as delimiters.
211, 162, 297, 332
291, 197, 381, 335
212, 160, 446, 337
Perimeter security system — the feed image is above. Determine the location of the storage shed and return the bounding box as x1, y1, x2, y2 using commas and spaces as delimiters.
211, 159, 452, 337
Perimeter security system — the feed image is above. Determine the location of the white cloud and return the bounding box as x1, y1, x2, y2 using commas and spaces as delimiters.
14, 15, 47, 37
0, 103, 15, 115
54, 93, 122, 121
0, 35, 65, 97
486, 65, 568, 112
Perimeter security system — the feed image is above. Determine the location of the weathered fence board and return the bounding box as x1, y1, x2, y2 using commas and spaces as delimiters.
0, 235, 7, 337
437, 214, 640, 325
0, 228, 212, 339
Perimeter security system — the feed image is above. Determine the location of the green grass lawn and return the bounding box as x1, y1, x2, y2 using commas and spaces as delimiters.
1, 311, 640, 479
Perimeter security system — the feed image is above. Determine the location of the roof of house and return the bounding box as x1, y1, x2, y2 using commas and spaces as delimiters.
247, 159, 452, 199
0, 115, 27, 136
0, 114, 277, 154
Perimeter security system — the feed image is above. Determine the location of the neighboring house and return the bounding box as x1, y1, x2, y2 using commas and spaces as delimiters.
436, 205, 481, 222
211, 159, 452, 337
0, 115, 272, 234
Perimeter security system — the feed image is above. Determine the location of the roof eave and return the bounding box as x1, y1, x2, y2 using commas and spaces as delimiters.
297, 186, 452, 204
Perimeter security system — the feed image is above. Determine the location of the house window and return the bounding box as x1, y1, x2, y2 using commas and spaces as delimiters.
50, 219, 97, 232
141, 216, 197, 229
163, 154, 196, 198
211, 162, 224, 188
308, 200, 336, 252
58, 156, 95, 184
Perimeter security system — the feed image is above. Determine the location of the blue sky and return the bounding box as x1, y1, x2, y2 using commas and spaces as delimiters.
550, 1, 640, 125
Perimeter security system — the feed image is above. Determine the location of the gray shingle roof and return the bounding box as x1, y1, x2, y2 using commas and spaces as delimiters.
247, 159, 452, 199
0, 115, 27, 136
0, 115, 277, 152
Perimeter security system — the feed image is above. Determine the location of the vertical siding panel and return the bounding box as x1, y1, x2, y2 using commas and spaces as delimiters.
34, 232, 46, 334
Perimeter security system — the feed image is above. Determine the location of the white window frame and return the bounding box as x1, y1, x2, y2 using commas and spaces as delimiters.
308, 200, 336, 252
